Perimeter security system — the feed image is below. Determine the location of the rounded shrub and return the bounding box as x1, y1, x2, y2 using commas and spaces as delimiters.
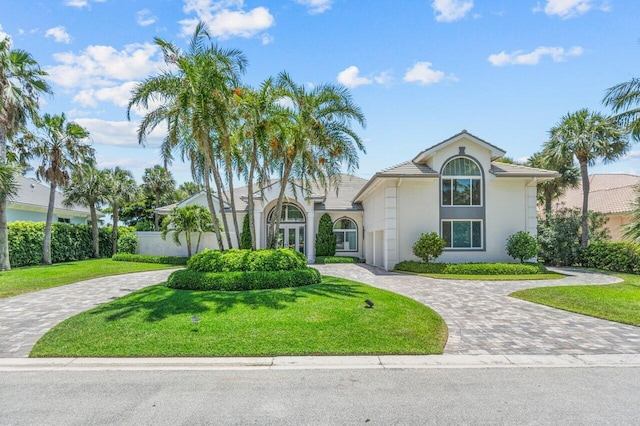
187, 248, 308, 273
506, 231, 540, 263
413, 232, 446, 263
166, 267, 322, 291
117, 231, 139, 254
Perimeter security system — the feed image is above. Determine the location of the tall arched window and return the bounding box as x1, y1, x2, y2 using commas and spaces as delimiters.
267, 203, 306, 223
333, 217, 357, 252
441, 157, 482, 206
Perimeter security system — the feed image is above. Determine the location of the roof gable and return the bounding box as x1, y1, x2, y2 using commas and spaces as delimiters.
412, 130, 507, 164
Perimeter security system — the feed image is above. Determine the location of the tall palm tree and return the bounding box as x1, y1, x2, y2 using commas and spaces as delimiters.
603, 76, 640, 141
0, 36, 52, 270
128, 21, 247, 249
104, 166, 139, 254
266, 72, 366, 248
544, 109, 629, 248
63, 165, 108, 258
26, 113, 94, 264
526, 149, 580, 219
161, 205, 213, 257
142, 165, 175, 231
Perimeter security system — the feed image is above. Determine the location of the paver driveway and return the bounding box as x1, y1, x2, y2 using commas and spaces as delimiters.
314, 264, 640, 355
0, 269, 176, 358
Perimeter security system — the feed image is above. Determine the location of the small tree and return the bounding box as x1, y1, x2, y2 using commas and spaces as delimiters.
506, 231, 540, 263
240, 213, 252, 249
412, 232, 445, 263
315, 213, 336, 256
161, 205, 214, 257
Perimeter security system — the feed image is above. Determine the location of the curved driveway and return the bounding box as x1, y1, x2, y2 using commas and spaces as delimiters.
0, 269, 176, 358
314, 264, 640, 355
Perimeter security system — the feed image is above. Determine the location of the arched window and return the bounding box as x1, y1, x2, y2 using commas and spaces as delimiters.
441, 157, 482, 206
333, 218, 357, 252
267, 203, 306, 223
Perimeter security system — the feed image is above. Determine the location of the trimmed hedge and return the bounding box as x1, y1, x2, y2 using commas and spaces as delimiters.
581, 241, 640, 274
8, 221, 114, 267
315, 256, 360, 264
187, 248, 308, 273
166, 267, 322, 291
394, 261, 547, 275
112, 253, 188, 266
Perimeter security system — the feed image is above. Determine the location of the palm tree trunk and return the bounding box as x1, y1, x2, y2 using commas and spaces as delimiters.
90, 203, 99, 258
203, 168, 225, 251
222, 134, 241, 247
154, 191, 160, 231
0, 130, 11, 270
43, 182, 57, 265
544, 191, 552, 225
268, 163, 292, 248
209, 157, 233, 249
111, 205, 119, 255
247, 155, 257, 250
195, 232, 202, 254
579, 160, 590, 248
186, 231, 192, 257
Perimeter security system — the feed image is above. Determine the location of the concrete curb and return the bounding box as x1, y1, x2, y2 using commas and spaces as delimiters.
1, 354, 639, 371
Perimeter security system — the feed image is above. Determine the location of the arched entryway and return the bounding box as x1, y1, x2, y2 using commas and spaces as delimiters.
266, 203, 306, 254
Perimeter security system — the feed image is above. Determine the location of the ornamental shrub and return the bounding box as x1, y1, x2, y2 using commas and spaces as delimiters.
117, 231, 139, 254
394, 261, 547, 275
166, 267, 322, 291
412, 232, 446, 263
187, 248, 308, 273
315, 256, 360, 264
112, 253, 188, 265
581, 241, 640, 274
506, 231, 540, 263
315, 213, 336, 256
240, 214, 252, 250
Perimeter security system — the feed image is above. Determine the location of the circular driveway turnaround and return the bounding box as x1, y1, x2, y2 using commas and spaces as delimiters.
314, 264, 640, 355
0, 269, 177, 358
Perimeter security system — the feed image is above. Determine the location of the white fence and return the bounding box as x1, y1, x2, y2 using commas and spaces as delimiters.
136, 231, 238, 257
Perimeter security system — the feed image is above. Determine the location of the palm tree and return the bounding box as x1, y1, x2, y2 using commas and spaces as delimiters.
544, 109, 629, 248
526, 149, 580, 219
622, 185, 640, 243
0, 36, 52, 270
142, 165, 175, 231
266, 72, 366, 248
128, 21, 247, 249
161, 205, 214, 257
603, 76, 640, 141
26, 113, 94, 264
104, 167, 139, 254
63, 165, 108, 258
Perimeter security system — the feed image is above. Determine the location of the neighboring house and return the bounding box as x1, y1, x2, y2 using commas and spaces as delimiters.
149, 130, 559, 269
8, 174, 96, 225
551, 174, 640, 241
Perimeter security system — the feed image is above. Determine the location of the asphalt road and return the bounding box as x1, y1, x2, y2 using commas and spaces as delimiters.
1, 367, 638, 425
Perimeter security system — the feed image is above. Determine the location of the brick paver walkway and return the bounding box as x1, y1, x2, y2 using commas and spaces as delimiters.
314, 264, 640, 355
0, 269, 176, 358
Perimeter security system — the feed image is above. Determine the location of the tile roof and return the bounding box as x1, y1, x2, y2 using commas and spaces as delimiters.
10, 174, 93, 215
553, 174, 640, 215
376, 161, 438, 177
489, 162, 561, 178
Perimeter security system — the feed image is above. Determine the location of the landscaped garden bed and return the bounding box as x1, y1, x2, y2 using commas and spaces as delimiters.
393, 261, 563, 280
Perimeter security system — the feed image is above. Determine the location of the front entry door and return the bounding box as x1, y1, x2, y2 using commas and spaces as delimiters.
277, 225, 305, 255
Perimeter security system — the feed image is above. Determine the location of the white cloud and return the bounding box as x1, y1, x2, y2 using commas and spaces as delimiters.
488, 46, 583, 66
261, 33, 274, 45
624, 151, 640, 161
73, 81, 138, 108
535, 0, 609, 19
337, 66, 372, 89
373, 70, 393, 86
136, 9, 157, 26
65, 0, 88, 7
179, 0, 274, 40
75, 118, 166, 147
294, 0, 333, 14
45, 26, 71, 44
432, 0, 474, 22
403, 62, 455, 85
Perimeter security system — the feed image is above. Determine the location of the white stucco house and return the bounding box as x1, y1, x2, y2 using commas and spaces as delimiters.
146, 131, 559, 270
8, 174, 97, 225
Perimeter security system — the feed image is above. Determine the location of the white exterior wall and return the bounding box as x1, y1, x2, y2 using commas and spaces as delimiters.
137, 231, 238, 257
396, 178, 439, 264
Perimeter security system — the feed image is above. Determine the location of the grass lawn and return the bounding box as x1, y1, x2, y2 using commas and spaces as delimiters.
0, 259, 177, 299
30, 276, 448, 357
401, 271, 565, 281
511, 272, 640, 326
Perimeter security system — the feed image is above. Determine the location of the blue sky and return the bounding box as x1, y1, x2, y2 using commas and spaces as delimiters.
2, 0, 639, 185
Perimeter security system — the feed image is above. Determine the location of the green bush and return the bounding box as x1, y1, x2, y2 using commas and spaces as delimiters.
187, 249, 308, 273
166, 267, 322, 291
581, 241, 640, 274
112, 253, 188, 265
7, 221, 43, 267
315, 256, 360, 264
506, 231, 540, 263
117, 232, 139, 254
240, 214, 252, 250
394, 261, 547, 275
315, 213, 336, 256
412, 232, 446, 263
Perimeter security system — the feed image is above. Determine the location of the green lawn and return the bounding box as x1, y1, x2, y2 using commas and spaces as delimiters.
511, 272, 640, 326
30, 276, 448, 357
0, 259, 176, 299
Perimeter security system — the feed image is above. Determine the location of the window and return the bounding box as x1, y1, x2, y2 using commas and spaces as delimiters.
57, 218, 70, 224
333, 218, 357, 252
441, 220, 482, 249
267, 203, 305, 223
441, 157, 482, 206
